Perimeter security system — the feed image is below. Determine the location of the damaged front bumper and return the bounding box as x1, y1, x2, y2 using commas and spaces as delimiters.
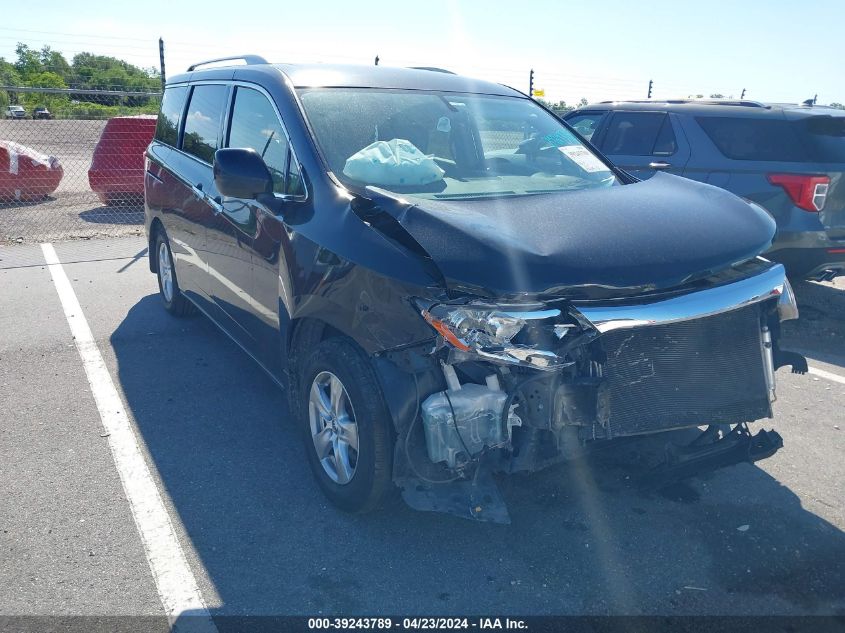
378, 261, 804, 523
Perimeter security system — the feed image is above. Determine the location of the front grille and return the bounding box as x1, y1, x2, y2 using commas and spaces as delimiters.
600, 303, 771, 437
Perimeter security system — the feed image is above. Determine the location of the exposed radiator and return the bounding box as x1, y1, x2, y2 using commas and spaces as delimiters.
600, 304, 771, 437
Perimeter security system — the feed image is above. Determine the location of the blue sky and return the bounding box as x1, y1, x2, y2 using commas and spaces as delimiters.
3, 0, 844, 105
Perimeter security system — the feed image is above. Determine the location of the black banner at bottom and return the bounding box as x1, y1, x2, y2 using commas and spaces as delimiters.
0, 616, 842, 633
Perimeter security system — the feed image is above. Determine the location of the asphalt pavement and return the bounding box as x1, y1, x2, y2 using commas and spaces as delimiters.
0, 236, 843, 623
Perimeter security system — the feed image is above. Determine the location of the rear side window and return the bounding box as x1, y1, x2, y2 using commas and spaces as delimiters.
602, 112, 673, 156
652, 117, 677, 155
182, 84, 228, 163
227, 87, 289, 194
697, 117, 807, 161
565, 111, 606, 141
155, 85, 188, 146
803, 116, 845, 163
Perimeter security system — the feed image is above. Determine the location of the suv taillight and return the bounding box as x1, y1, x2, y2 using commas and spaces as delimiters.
767, 173, 830, 212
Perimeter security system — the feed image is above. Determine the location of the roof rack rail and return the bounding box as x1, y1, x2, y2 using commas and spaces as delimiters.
675, 99, 769, 108
598, 98, 769, 108
187, 55, 268, 72
408, 66, 456, 74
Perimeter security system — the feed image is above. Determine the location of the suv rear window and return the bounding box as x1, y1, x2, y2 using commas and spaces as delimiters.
803, 115, 845, 162
697, 115, 845, 163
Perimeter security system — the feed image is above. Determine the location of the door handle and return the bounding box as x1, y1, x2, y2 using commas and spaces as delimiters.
649, 161, 672, 170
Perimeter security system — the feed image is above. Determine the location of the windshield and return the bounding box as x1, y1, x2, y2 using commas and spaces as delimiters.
298, 88, 617, 200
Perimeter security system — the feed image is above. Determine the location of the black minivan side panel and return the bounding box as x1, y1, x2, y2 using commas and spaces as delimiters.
146, 72, 445, 375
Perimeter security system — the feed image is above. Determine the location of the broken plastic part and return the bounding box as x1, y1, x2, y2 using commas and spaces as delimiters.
441, 360, 462, 392
399, 463, 511, 524
777, 277, 799, 321
485, 373, 501, 391
641, 423, 783, 489
554, 324, 576, 339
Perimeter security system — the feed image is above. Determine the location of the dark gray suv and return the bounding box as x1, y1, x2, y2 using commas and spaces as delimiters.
564, 100, 845, 279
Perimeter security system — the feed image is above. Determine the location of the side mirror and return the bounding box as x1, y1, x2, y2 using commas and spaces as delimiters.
213, 148, 273, 199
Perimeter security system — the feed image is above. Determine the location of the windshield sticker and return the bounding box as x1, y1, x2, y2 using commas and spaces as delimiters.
559, 145, 608, 173
542, 129, 579, 148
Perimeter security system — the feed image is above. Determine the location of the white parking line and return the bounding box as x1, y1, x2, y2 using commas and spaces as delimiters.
41, 243, 217, 632
809, 365, 845, 386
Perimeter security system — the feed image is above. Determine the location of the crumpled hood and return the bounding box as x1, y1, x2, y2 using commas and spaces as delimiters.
367, 173, 776, 298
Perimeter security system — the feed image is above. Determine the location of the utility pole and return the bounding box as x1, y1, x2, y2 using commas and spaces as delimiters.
529, 69, 534, 97
158, 38, 166, 90
374, 55, 379, 66
740, 88, 746, 99
647, 79, 653, 99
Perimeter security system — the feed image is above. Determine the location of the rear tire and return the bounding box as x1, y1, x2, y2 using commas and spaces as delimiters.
298, 337, 393, 513
154, 230, 195, 317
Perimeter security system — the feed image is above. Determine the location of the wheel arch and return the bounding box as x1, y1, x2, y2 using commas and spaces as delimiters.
285, 315, 363, 424
286, 316, 345, 372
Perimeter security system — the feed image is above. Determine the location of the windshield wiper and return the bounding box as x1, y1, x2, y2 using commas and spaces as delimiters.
433, 191, 516, 199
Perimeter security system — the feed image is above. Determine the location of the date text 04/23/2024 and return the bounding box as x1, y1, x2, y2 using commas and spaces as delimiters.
307, 618, 528, 630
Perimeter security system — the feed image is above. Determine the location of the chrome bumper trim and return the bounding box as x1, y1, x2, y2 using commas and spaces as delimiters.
576, 264, 791, 334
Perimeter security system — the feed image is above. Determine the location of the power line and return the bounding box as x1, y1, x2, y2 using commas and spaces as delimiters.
0, 26, 155, 43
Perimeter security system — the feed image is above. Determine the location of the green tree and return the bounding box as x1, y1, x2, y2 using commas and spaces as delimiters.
829, 102, 845, 110
14, 43, 43, 79
70, 51, 159, 105
20, 71, 69, 111
0, 58, 22, 109
25, 71, 66, 89
39, 46, 71, 83
5, 42, 161, 117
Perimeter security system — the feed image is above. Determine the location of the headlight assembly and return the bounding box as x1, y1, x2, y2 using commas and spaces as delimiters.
418, 300, 574, 371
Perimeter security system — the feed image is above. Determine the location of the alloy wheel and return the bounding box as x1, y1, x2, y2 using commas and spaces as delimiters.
308, 371, 360, 484
158, 241, 174, 303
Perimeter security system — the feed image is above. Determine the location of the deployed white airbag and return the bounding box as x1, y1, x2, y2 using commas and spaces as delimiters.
343, 139, 445, 187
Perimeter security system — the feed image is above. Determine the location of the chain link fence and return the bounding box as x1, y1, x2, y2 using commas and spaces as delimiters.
1, 87, 161, 244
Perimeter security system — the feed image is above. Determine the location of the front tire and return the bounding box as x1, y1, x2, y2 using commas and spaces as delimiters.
154, 230, 195, 317
298, 338, 393, 513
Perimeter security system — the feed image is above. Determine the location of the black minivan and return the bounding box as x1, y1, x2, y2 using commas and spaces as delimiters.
144, 57, 804, 521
